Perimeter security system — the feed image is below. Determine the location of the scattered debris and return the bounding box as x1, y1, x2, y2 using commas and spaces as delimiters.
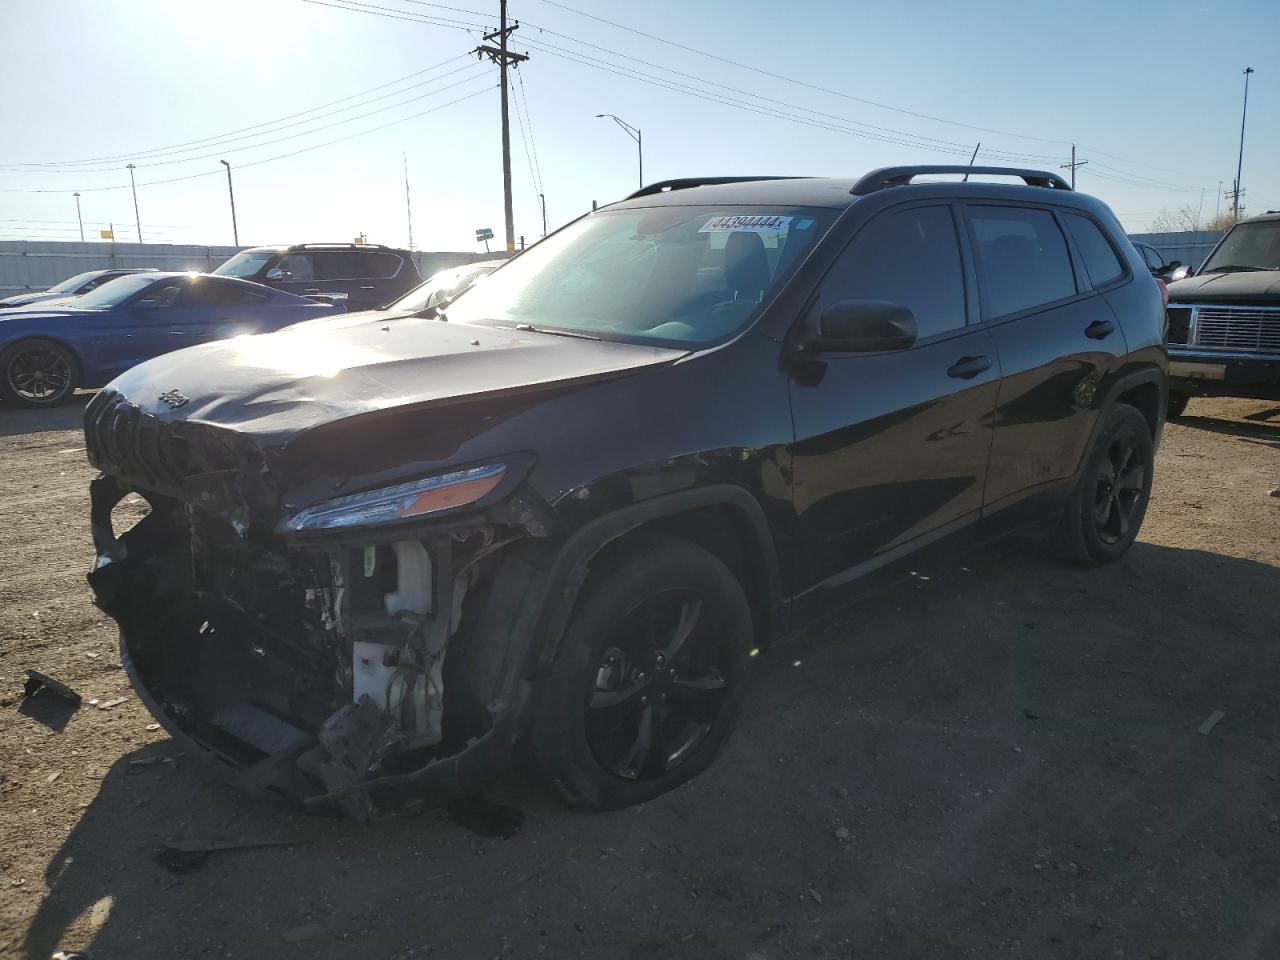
1269, 487, 1280, 498
22, 670, 81, 706
154, 837, 304, 874
834, 826, 851, 843
809, 888, 824, 904
51, 951, 92, 960
95, 697, 127, 710
11, 878, 26, 887
145, 723, 160, 732
1198, 710, 1226, 736
45, 771, 61, 784
1023, 708, 1041, 720
282, 924, 323, 943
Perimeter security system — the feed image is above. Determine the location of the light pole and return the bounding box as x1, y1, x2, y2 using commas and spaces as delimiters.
1233, 66, 1254, 223
539, 192, 547, 237
220, 160, 239, 246
73, 192, 84, 242
596, 114, 643, 188
126, 163, 142, 242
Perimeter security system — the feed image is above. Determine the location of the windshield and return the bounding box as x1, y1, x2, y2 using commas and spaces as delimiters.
1201, 221, 1280, 272
74, 274, 164, 309
47, 271, 101, 294
445, 205, 835, 345
392, 263, 496, 312
213, 250, 276, 278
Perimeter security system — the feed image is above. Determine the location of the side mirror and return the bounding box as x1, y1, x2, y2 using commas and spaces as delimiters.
265, 267, 286, 282
1170, 265, 1191, 282
811, 299, 918, 353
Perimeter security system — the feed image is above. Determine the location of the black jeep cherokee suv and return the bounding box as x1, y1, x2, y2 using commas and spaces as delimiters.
1164, 211, 1280, 416
213, 242, 422, 311
84, 166, 1167, 817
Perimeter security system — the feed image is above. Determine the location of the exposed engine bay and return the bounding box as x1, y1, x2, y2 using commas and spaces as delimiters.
87, 467, 554, 821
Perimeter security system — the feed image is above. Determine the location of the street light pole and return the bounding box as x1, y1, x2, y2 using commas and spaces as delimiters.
73, 192, 84, 242
126, 163, 142, 242
220, 160, 239, 246
596, 114, 643, 188
539, 192, 547, 237
1233, 66, 1254, 223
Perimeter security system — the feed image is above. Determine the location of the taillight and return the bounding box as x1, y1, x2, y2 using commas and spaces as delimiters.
1155, 278, 1169, 307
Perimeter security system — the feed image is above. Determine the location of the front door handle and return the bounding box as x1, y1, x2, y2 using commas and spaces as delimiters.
947, 355, 992, 380
1085, 319, 1116, 340
359, 285, 376, 290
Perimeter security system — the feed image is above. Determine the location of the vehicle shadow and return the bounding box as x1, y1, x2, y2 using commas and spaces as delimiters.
19, 541, 1280, 959
0, 393, 92, 439
1178, 410, 1280, 449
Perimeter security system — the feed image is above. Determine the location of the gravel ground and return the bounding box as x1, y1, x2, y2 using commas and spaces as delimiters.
1, 395, 1278, 960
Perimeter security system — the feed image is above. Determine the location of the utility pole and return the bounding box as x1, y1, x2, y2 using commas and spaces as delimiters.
126, 163, 142, 242
73, 192, 84, 242
475, 0, 528, 253
403, 152, 415, 251
219, 160, 239, 246
539, 192, 547, 237
1214, 180, 1223, 222
1233, 66, 1254, 222
1061, 144, 1088, 190
1225, 180, 1245, 221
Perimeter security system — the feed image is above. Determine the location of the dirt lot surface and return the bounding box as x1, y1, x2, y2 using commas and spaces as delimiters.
1, 395, 1278, 960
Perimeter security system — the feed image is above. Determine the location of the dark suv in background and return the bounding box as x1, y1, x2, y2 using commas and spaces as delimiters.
86, 166, 1166, 819
1164, 211, 1280, 416
213, 242, 421, 310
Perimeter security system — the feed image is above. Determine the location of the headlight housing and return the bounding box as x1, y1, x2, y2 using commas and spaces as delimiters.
281, 464, 507, 533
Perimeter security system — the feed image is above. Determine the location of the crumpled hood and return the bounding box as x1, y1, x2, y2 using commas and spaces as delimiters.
1168, 271, 1280, 304
105, 314, 687, 441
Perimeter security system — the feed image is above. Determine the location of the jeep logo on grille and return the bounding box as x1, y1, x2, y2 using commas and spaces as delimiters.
159, 389, 189, 409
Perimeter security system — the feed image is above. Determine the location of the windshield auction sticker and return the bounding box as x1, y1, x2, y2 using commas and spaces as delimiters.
698, 215, 793, 233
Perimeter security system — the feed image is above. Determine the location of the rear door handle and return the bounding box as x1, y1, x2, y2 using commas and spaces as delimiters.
1085, 319, 1115, 340
947, 355, 992, 380
359, 285, 375, 290
303, 288, 320, 293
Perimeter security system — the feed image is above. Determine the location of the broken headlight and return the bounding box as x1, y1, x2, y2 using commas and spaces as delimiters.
281, 464, 507, 533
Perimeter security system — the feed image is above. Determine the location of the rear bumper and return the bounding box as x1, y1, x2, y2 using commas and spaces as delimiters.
1167, 349, 1280, 400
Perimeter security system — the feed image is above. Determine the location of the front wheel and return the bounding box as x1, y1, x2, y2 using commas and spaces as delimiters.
527, 535, 754, 811
1052, 404, 1155, 566
0, 339, 78, 408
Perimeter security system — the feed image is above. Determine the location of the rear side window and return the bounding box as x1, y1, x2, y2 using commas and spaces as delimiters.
367, 253, 403, 279
968, 206, 1077, 319
820, 205, 967, 340
1065, 214, 1125, 288
313, 252, 376, 280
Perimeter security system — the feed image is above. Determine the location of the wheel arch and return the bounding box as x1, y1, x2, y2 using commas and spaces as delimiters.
528, 485, 783, 676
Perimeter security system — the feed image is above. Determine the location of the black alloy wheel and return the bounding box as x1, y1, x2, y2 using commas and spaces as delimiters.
527, 535, 754, 810
585, 589, 731, 781
1093, 434, 1146, 545
1, 340, 77, 408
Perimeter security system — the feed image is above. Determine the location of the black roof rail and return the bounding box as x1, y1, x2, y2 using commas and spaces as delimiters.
851, 165, 1072, 195
294, 242, 395, 251
625, 176, 810, 200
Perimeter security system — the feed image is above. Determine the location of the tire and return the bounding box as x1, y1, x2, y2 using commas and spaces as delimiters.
527, 534, 755, 811
0, 338, 79, 408
1166, 390, 1190, 420
1053, 404, 1155, 566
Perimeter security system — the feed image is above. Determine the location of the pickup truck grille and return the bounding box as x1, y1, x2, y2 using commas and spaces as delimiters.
1192, 305, 1280, 353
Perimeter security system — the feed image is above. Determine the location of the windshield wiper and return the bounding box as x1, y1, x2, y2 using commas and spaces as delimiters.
1202, 264, 1269, 274
412, 304, 448, 320
513, 322, 600, 341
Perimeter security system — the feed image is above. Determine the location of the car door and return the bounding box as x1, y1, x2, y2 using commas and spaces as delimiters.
964, 204, 1131, 516
787, 202, 1001, 593
169, 278, 278, 344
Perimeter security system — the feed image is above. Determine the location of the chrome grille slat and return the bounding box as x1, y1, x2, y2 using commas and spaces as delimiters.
1191, 305, 1280, 353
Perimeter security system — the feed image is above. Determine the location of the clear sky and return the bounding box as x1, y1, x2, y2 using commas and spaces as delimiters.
1, 0, 1275, 252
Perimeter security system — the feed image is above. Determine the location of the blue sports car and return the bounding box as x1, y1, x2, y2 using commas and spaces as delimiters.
0, 272, 345, 408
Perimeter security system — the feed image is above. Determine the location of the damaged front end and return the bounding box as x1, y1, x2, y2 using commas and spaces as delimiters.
85, 390, 555, 820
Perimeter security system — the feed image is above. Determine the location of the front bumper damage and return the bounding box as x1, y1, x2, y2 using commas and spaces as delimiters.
87, 461, 556, 821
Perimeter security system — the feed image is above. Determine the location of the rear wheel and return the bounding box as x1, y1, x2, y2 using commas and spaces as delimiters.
0, 339, 78, 408
1166, 390, 1190, 419
528, 535, 754, 810
1053, 404, 1154, 566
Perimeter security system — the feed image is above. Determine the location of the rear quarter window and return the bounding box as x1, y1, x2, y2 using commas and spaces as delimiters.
1064, 214, 1126, 288
968, 206, 1077, 319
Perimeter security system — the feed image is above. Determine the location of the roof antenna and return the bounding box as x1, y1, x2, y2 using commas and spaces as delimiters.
962, 142, 981, 182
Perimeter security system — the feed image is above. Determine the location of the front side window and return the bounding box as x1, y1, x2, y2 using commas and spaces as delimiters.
277, 253, 315, 282
445, 205, 834, 346
1065, 214, 1125, 288
818, 205, 967, 340
213, 250, 276, 279
969, 206, 1077, 319
179, 279, 268, 307
76, 274, 169, 309
1200, 220, 1280, 273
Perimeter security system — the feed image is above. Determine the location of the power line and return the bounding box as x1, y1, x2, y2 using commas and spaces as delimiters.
5, 67, 489, 175
1, 85, 493, 194
300, 0, 487, 31
510, 69, 541, 197
514, 67, 545, 193
2, 54, 472, 169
